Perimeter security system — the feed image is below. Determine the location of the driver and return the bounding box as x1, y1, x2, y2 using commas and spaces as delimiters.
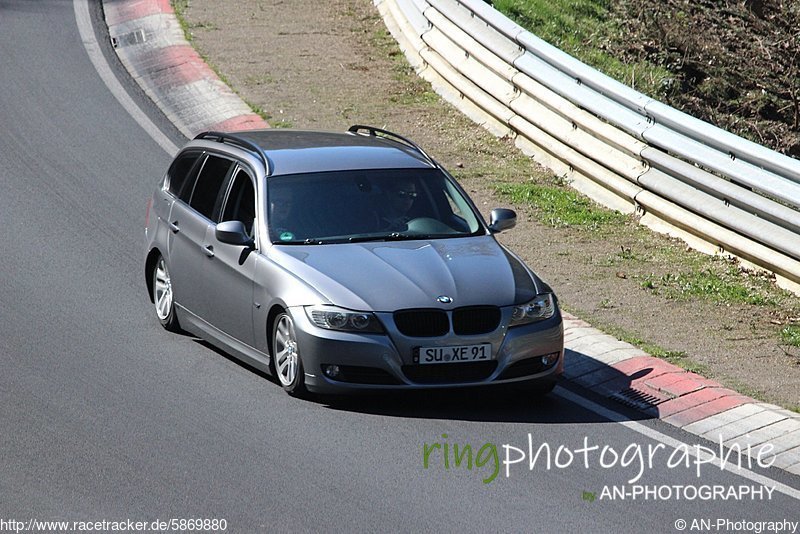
377, 178, 417, 231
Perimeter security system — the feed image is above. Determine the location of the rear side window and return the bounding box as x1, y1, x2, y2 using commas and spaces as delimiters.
189, 155, 234, 222
165, 151, 202, 199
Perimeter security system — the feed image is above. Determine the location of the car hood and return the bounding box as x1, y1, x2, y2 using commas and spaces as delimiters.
268, 236, 541, 311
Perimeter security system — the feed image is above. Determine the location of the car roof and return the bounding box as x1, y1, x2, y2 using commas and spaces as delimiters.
195, 129, 436, 177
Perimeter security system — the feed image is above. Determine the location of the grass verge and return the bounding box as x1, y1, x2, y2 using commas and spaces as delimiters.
781, 326, 800, 348
495, 181, 628, 230
581, 315, 712, 376
637, 258, 780, 307
491, 0, 673, 99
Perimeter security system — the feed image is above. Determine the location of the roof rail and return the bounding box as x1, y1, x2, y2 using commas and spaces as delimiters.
194, 131, 270, 174
348, 125, 436, 167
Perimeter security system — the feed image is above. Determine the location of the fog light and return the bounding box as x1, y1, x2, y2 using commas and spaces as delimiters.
540, 352, 559, 366
322, 364, 341, 378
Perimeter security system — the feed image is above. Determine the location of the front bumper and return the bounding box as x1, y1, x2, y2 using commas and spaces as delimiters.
289, 306, 564, 394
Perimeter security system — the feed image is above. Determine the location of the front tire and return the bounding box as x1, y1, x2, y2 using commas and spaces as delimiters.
152, 255, 181, 332
272, 312, 306, 396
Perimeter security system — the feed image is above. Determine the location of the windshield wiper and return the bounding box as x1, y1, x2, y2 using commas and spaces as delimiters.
345, 233, 435, 243
346, 235, 391, 243
387, 233, 431, 240
272, 238, 326, 245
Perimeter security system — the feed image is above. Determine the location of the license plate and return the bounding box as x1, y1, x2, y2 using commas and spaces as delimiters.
417, 344, 493, 365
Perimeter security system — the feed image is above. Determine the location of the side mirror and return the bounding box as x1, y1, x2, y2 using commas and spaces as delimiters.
488, 208, 516, 233
216, 220, 254, 247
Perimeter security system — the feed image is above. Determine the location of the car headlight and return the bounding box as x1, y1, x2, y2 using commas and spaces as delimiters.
305, 306, 384, 333
509, 293, 556, 326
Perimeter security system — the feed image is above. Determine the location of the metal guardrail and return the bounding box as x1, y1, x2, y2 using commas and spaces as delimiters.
375, 0, 800, 291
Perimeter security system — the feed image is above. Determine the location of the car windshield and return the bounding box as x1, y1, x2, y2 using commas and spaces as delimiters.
267, 169, 484, 244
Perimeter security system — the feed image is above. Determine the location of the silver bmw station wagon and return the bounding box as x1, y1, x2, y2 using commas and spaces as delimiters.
144, 126, 564, 397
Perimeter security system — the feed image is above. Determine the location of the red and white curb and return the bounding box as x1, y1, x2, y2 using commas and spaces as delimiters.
103, 0, 267, 138
100, 1, 800, 477
563, 312, 800, 475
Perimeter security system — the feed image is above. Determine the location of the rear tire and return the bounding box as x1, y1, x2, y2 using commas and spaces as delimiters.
152, 255, 181, 332
272, 312, 307, 397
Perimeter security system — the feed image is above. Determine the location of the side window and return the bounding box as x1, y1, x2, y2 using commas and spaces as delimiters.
165, 151, 202, 199
189, 155, 234, 222
221, 168, 256, 236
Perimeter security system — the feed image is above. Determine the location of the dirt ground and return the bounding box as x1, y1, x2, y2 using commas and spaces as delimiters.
180, 0, 800, 409
611, 0, 800, 157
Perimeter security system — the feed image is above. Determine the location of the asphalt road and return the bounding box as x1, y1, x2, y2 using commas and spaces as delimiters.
0, 1, 798, 532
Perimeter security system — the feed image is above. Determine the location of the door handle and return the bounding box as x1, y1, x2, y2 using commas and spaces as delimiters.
203, 245, 215, 258
168, 220, 180, 233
